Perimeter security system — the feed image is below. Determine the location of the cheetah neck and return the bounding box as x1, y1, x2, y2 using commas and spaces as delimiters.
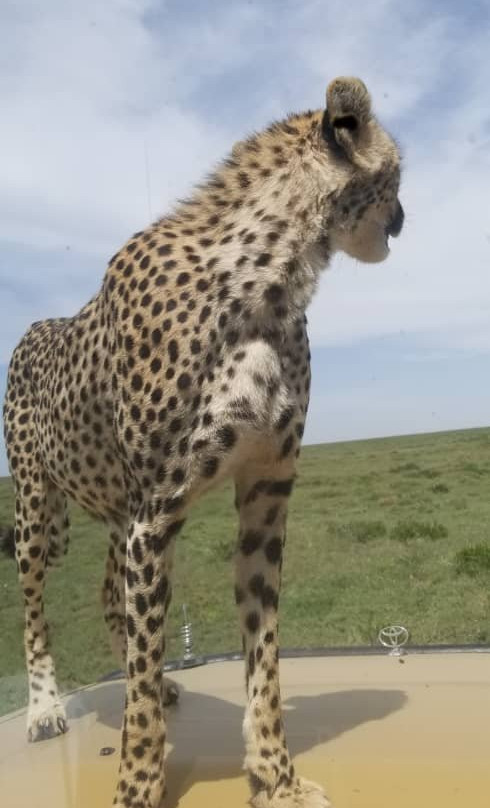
149, 112, 332, 328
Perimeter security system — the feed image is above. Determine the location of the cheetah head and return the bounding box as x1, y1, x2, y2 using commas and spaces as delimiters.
320, 77, 403, 264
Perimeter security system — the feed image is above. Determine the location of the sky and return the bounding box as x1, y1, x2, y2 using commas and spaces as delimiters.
1, 0, 489, 475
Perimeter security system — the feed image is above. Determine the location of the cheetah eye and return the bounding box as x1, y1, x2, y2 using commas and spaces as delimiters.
332, 115, 358, 132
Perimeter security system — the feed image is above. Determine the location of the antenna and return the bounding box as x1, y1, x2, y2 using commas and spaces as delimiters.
143, 140, 153, 222
179, 604, 205, 668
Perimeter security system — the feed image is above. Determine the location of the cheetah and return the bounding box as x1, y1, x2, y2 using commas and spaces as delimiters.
3, 77, 403, 808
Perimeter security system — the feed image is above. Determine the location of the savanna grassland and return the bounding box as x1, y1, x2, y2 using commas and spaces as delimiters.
1, 427, 489, 715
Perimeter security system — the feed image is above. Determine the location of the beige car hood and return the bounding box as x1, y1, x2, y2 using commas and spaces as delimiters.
0, 652, 489, 807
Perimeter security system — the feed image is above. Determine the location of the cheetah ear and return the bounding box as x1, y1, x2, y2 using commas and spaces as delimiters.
325, 77, 371, 157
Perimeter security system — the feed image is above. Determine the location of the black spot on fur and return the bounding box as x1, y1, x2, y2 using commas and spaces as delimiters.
240, 530, 263, 555
264, 284, 284, 304
265, 536, 282, 564
255, 253, 272, 267
268, 479, 294, 497
246, 611, 260, 633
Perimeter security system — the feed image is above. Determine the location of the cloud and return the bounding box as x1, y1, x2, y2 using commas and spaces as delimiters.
0, 5, 231, 254
1, 0, 489, 473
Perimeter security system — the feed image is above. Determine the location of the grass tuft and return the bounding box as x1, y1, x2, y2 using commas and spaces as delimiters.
455, 544, 490, 577
390, 462, 420, 473
432, 483, 449, 494
332, 519, 387, 543
390, 519, 448, 542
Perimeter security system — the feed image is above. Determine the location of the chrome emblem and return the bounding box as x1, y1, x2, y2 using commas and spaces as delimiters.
378, 625, 409, 656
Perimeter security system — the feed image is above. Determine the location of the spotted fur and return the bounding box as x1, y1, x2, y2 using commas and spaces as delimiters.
3, 77, 403, 808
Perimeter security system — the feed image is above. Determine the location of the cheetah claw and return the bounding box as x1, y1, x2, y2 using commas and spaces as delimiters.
27, 705, 68, 742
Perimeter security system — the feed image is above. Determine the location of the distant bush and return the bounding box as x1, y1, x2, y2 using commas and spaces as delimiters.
335, 519, 387, 543
432, 483, 449, 494
390, 463, 440, 479
390, 462, 420, 473
390, 519, 448, 542
461, 462, 490, 477
455, 544, 490, 577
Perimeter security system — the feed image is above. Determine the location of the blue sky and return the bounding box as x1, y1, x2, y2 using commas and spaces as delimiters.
1, 0, 489, 475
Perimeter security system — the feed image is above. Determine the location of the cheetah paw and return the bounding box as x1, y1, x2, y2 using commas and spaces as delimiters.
163, 676, 179, 706
253, 778, 331, 808
27, 701, 68, 742
293, 779, 332, 808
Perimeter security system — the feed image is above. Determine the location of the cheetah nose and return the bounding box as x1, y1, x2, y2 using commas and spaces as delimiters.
386, 200, 404, 238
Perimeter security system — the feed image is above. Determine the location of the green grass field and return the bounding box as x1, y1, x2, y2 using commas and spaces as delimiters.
1, 426, 490, 716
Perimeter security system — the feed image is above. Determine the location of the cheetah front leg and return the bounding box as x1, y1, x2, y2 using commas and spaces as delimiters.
14, 476, 68, 742
102, 524, 179, 706
112, 511, 185, 808
235, 465, 331, 808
